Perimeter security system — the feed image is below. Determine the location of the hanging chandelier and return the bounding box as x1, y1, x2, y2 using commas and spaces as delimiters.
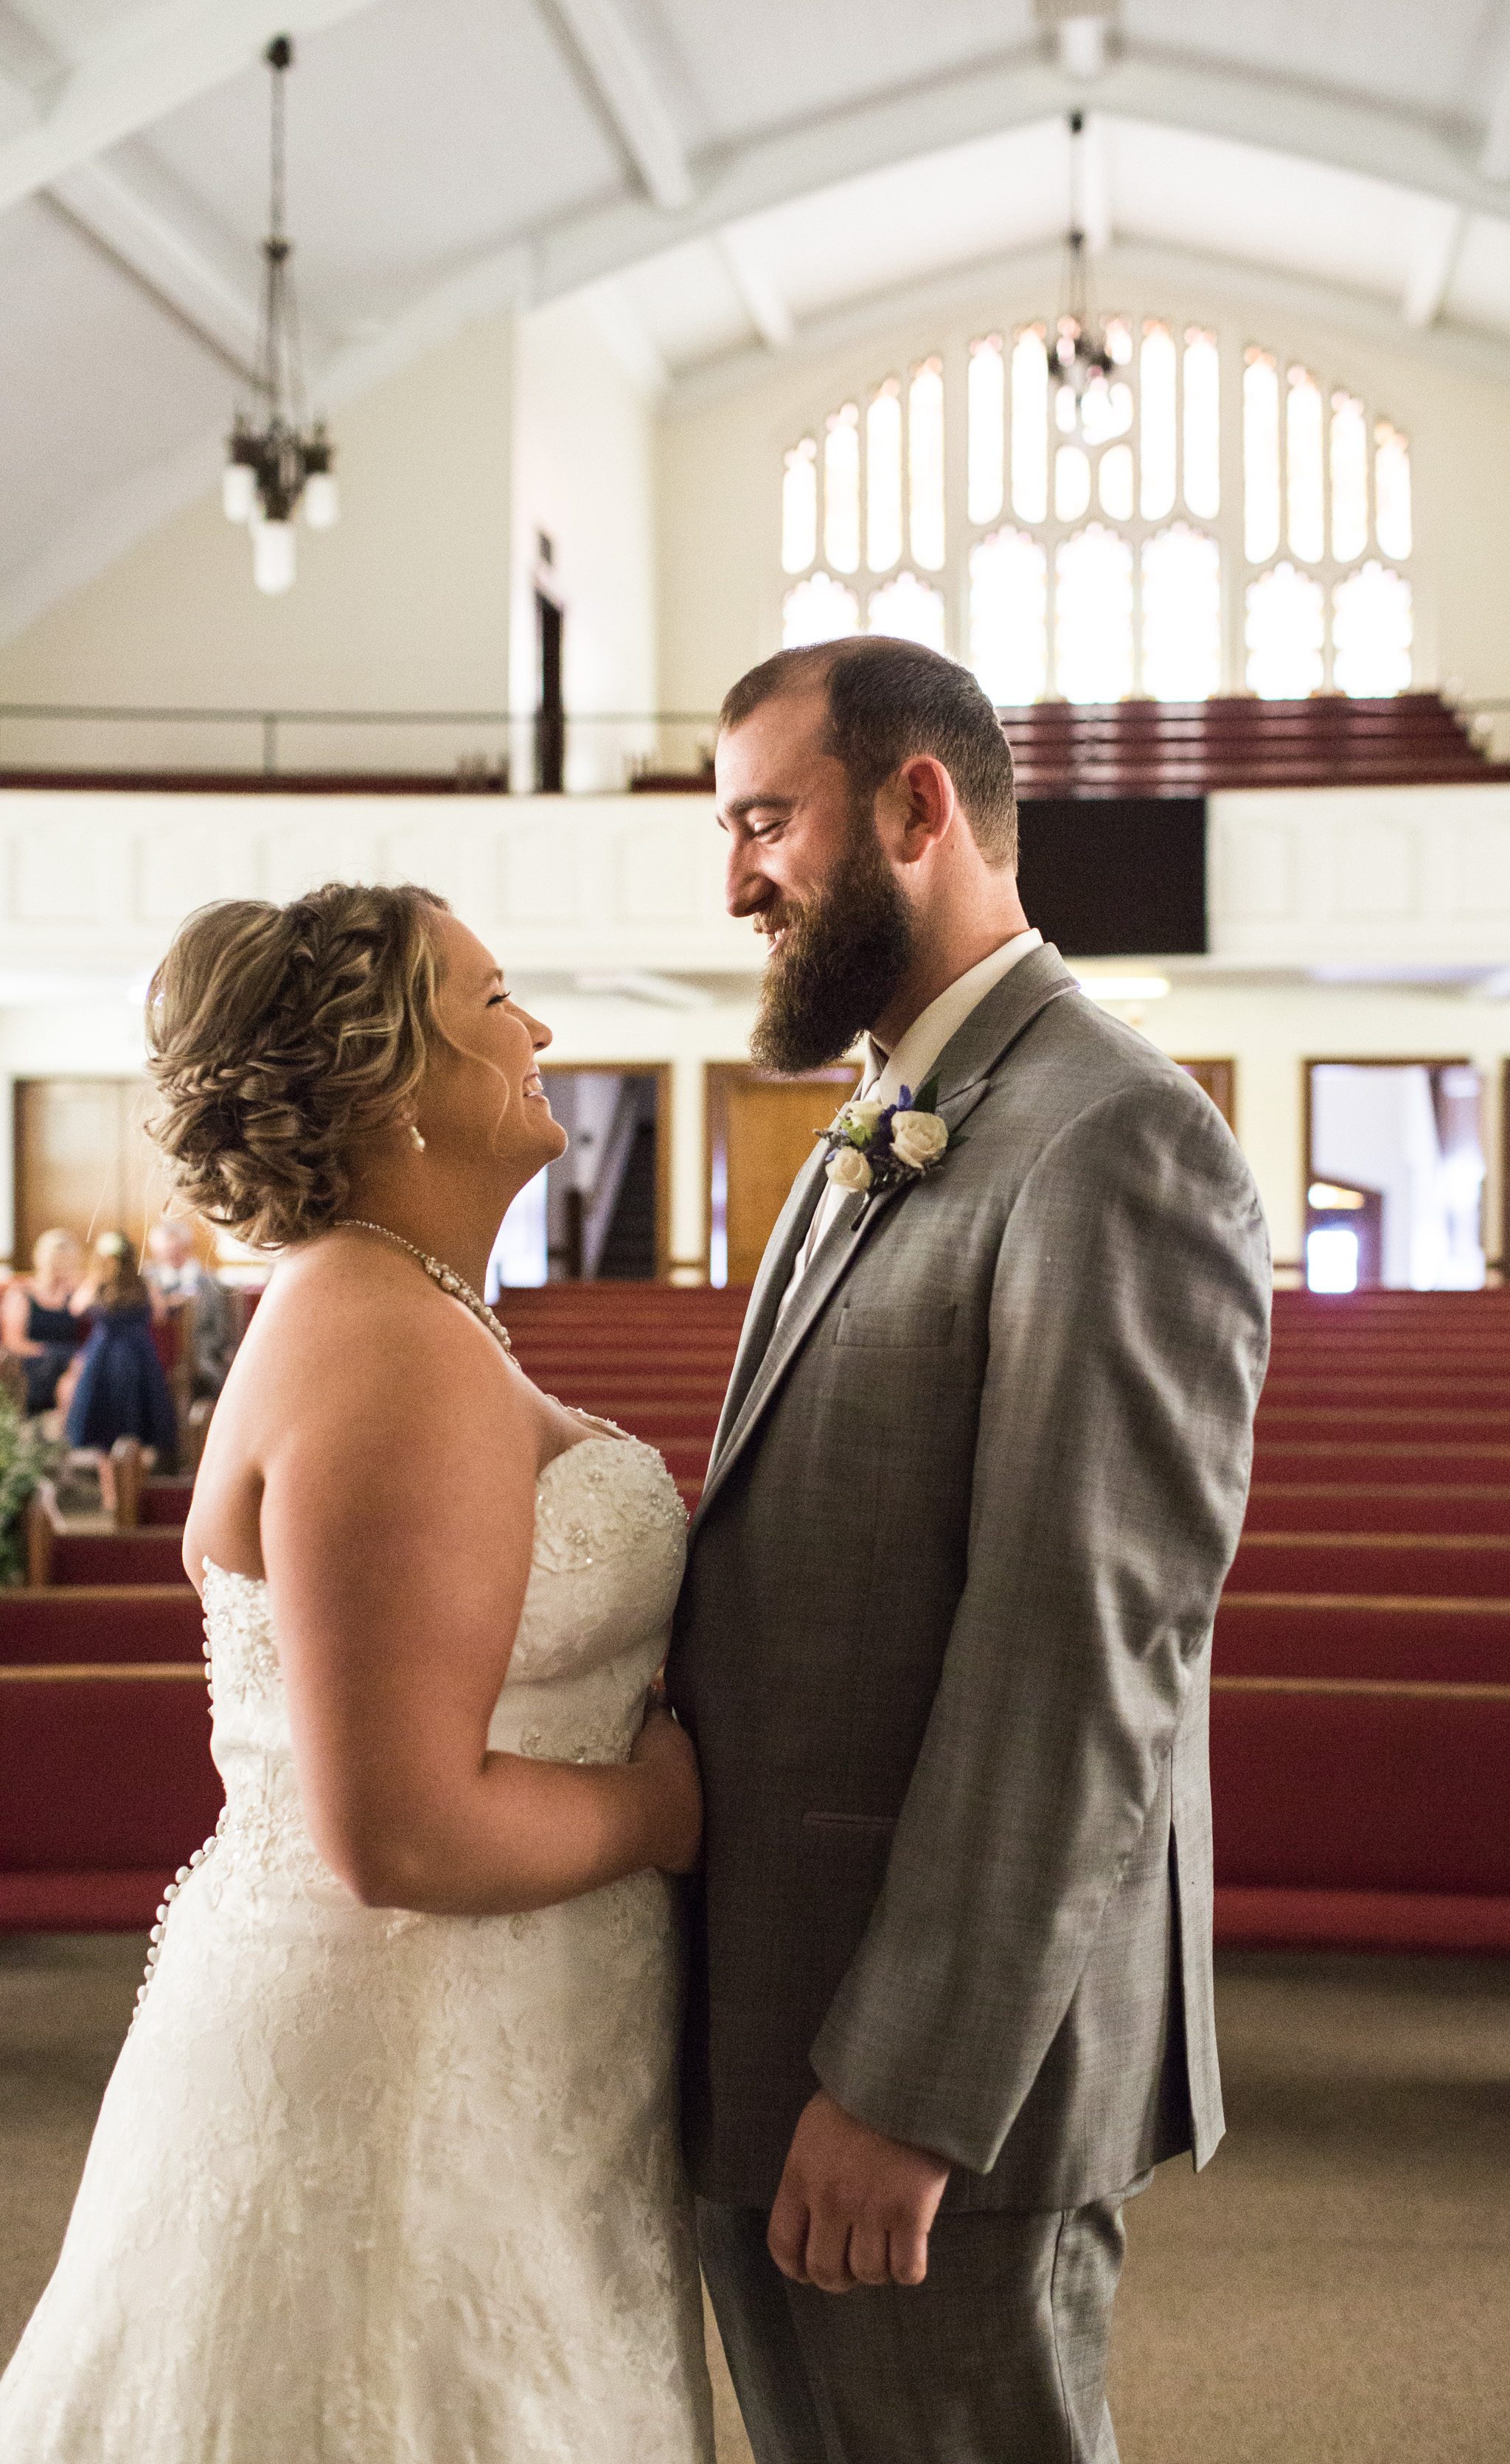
221, 35, 338, 593
1053, 112, 1115, 427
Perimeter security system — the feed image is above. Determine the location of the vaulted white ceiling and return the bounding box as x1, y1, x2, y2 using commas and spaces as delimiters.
5, 0, 1510, 641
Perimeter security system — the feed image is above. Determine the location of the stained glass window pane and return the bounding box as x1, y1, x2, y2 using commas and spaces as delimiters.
1142, 523, 1221, 700
1054, 383, 1079, 437
1011, 325, 1049, 523
1286, 367, 1323, 564
1333, 561, 1412, 696
967, 338, 1004, 526
782, 570, 859, 648
1055, 444, 1091, 522
1243, 349, 1279, 565
1183, 328, 1220, 520
781, 437, 818, 574
1141, 321, 1177, 520
866, 380, 902, 573
868, 570, 947, 651
970, 528, 1048, 705
909, 357, 946, 570
1105, 315, 1132, 366
1376, 421, 1412, 559
1245, 562, 1324, 697
824, 403, 860, 574
1080, 377, 1133, 446
1330, 392, 1367, 564
1055, 524, 1134, 702
1099, 442, 1134, 520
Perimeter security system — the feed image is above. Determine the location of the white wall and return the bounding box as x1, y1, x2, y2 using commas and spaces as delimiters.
509, 295, 658, 791
0, 317, 515, 776
655, 266, 1510, 725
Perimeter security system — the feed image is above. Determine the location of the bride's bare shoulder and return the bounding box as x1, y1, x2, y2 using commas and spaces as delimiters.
241, 1239, 522, 1426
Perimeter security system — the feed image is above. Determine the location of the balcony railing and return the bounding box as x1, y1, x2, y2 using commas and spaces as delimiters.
2, 693, 1509, 796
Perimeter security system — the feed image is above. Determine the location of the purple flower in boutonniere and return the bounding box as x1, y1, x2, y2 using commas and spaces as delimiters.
815, 1077, 964, 1201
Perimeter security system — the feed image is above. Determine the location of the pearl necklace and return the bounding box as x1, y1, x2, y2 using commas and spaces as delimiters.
332, 1219, 513, 1355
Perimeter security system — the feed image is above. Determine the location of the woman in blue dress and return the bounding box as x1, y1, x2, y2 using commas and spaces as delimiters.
66, 1232, 179, 1484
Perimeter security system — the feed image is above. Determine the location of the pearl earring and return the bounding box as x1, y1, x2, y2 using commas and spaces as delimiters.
408, 1124, 426, 1152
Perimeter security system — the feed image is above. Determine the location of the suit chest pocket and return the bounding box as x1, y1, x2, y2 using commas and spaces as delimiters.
832, 1302, 957, 1350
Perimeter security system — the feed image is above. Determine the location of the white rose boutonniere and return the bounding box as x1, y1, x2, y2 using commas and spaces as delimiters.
815, 1075, 964, 1214
839, 1096, 886, 1145
889, 1109, 950, 1170
826, 1144, 874, 1193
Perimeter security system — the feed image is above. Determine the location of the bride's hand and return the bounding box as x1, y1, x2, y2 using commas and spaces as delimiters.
630, 1700, 702, 1876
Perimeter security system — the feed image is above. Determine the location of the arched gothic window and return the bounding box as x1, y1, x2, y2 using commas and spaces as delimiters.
779, 318, 1412, 702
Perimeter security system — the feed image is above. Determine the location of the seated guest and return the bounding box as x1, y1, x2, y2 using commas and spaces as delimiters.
145, 1217, 234, 1396
66, 1231, 178, 1498
0, 1227, 88, 1415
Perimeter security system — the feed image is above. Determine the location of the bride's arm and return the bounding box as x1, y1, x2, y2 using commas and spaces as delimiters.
256, 1275, 700, 1916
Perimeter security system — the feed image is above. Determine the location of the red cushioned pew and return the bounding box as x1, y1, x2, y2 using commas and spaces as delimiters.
1, 1577, 220, 1931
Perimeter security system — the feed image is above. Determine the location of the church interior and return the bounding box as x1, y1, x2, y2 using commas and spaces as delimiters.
1, 3, 1509, 2456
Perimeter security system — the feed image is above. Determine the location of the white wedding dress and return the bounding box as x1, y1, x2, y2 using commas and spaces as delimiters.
0, 1434, 715, 2463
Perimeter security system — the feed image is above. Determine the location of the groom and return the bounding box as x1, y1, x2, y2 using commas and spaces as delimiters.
667, 637, 1270, 2463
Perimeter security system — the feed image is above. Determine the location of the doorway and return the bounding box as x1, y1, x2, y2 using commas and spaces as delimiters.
706, 1063, 862, 1288
488, 1065, 669, 1290
1305, 1060, 1486, 1292
13, 1078, 167, 1269
1175, 1058, 1235, 1129
534, 590, 564, 794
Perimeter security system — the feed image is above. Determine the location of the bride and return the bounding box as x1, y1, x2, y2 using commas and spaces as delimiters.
0, 882, 714, 2463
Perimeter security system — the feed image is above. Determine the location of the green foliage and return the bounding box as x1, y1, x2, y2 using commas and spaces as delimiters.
0, 1386, 66, 1586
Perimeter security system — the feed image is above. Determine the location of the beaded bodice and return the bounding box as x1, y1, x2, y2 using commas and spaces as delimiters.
192, 1435, 686, 1902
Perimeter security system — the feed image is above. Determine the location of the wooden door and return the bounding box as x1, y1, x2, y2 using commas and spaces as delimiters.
1176, 1058, 1235, 1128
707, 1064, 860, 1287
13, 1078, 166, 1268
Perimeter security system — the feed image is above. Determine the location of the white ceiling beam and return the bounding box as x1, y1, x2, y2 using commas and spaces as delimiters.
532, 46, 1510, 304
1056, 16, 1111, 83
547, 0, 691, 213
717, 224, 793, 350
0, 0, 380, 218
47, 158, 262, 371
1401, 199, 1466, 329
665, 231, 1510, 418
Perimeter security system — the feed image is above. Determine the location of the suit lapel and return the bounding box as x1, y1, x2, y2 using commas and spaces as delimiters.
690, 946, 1080, 1533
705, 1138, 828, 1465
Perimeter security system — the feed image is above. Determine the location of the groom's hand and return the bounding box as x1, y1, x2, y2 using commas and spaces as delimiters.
768, 2089, 950, 2293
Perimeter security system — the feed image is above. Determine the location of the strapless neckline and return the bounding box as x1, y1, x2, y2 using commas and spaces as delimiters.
201, 1434, 657, 1593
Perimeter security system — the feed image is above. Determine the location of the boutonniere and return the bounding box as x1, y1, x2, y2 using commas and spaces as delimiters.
816, 1076, 963, 1203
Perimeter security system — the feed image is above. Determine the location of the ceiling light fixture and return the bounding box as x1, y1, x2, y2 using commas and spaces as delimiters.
222, 35, 338, 593
1053, 112, 1114, 427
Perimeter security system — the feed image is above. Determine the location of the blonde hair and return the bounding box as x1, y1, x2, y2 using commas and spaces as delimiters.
32, 1226, 81, 1271
146, 882, 450, 1251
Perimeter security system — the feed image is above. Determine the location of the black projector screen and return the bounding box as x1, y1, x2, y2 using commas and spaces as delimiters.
1015, 797, 1208, 957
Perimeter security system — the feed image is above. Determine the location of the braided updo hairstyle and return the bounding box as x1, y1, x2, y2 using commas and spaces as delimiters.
146, 882, 450, 1250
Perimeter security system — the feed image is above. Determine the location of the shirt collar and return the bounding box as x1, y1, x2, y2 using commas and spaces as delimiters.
863, 929, 1043, 1104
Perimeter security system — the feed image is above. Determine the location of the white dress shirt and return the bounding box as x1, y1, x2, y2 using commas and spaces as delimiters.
780, 927, 1043, 1308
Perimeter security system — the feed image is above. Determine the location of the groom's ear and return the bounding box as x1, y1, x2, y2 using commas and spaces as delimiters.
884, 756, 956, 866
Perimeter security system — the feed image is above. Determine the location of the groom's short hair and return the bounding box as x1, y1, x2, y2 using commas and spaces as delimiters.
719, 638, 1018, 869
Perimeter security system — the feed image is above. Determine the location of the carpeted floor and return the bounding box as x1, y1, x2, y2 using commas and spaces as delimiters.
2, 1938, 1507, 2460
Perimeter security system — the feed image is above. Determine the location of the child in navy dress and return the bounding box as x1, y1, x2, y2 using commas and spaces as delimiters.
66, 1232, 178, 1493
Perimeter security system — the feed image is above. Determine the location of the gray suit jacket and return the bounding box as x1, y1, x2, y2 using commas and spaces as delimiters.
667, 943, 1270, 2213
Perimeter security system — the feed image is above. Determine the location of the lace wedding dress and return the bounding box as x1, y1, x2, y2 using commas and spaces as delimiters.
0, 1434, 715, 2463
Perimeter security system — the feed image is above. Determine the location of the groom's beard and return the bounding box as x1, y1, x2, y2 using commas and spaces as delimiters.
748, 805, 915, 1074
